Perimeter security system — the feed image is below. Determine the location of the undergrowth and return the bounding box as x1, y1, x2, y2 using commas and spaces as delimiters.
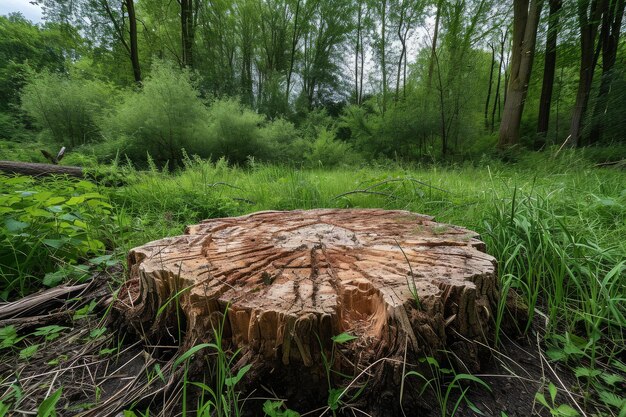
0, 149, 624, 415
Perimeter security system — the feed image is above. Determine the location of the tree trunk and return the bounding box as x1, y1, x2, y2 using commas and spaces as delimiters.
491, 30, 507, 132
587, 0, 625, 144
536, 0, 562, 149
566, 0, 607, 147
286, 0, 301, 103
0, 161, 84, 178
381, 0, 388, 114
116, 209, 501, 412
355, 0, 363, 104
427, 0, 442, 88
485, 43, 496, 128
125, 0, 142, 83
497, 0, 544, 148
180, 0, 195, 68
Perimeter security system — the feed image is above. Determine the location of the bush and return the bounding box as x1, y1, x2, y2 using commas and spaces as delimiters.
305, 128, 359, 167
101, 62, 209, 167
259, 118, 308, 164
204, 98, 267, 165
20, 71, 115, 147
0, 175, 116, 299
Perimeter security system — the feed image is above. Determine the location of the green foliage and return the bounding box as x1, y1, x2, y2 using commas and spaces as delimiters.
0, 14, 82, 113
0, 175, 116, 298
102, 61, 209, 167
306, 128, 358, 168
404, 356, 491, 417
259, 118, 307, 164
20, 71, 115, 147
535, 382, 580, 417
37, 387, 63, 417
204, 98, 267, 165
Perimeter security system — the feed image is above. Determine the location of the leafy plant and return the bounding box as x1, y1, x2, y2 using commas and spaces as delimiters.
535, 382, 579, 417
404, 356, 491, 417
0, 175, 115, 298
37, 387, 63, 417
176, 305, 251, 417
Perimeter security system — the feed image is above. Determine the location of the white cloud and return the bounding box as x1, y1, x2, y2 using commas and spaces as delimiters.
0, 0, 43, 23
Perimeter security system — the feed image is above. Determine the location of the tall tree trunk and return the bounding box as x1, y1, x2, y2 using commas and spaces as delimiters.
497, 0, 544, 148
396, 5, 406, 101
124, 0, 142, 83
381, 0, 388, 114
428, 0, 442, 88
587, 0, 625, 144
491, 30, 507, 132
535, 0, 563, 149
180, 0, 195, 68
566, 0, 607, 147
355, 0, 363, 104
485, 43, 496, 128
286, 0, 301, 102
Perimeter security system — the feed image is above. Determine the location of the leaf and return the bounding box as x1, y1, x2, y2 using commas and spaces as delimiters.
327, 388, 343, 411
598, 390, 624, 408
19, 344, 39, 359
225, 364, 252, 387
535, 392, 549, 408
42, 239, 66, 250
5, 218, 29, 232
263, 400, 283, 416
37, 387, 62, 417
89, 327, 107, 339
0, 326, 20, 349
555, 404, 579, 416
574, 367, 601, 379
601, 373, 625, 386
65, 196, 85, 206
173, 343, 212, 368
32, 326, 68, 341
43, 271, 67, 287
548, 382, 557, 402
331, 332, 357, 344
45, 197, 65, 206
0, 401, 10, 417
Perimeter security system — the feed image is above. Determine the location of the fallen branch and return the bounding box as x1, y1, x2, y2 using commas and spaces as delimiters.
0, 161, 84, 178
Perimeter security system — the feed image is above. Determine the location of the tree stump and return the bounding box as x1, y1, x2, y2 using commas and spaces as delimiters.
117, 209, 499, 413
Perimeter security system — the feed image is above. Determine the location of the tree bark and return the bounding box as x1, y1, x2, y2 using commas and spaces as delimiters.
125, 0, 142, 83
116, 209, 501, 410
587, 0, 625, 144
427, 0, 442, 88
536, 0, 562, 149
485, 43, 496, 128
497, 0, 544, 148
0, 161, 84, 178
491, 30, 507, 132
566, 0, 607, 147
180, 0, 195, 68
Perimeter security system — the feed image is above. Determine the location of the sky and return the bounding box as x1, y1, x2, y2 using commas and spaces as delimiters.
0, 0, 43, 23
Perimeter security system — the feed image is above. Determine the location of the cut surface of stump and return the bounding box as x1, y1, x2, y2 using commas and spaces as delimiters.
118, 209, 499, 411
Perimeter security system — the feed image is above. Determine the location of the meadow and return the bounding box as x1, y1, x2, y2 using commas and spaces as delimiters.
0, 149, 624, 416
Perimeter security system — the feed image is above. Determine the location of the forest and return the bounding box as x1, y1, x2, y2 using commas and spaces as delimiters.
0, 0, 625, 416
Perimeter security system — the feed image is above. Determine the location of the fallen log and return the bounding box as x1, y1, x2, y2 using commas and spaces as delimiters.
116, 209, 503, 414
0, 161, 84, 178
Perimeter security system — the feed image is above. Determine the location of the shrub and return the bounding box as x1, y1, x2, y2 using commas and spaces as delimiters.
305, 128, 359, 167
101, 62, 209, 167
0, 175, 116, 299
204, 98, 266, 165
20, 71, 115, 147
259, 118, 307, 164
